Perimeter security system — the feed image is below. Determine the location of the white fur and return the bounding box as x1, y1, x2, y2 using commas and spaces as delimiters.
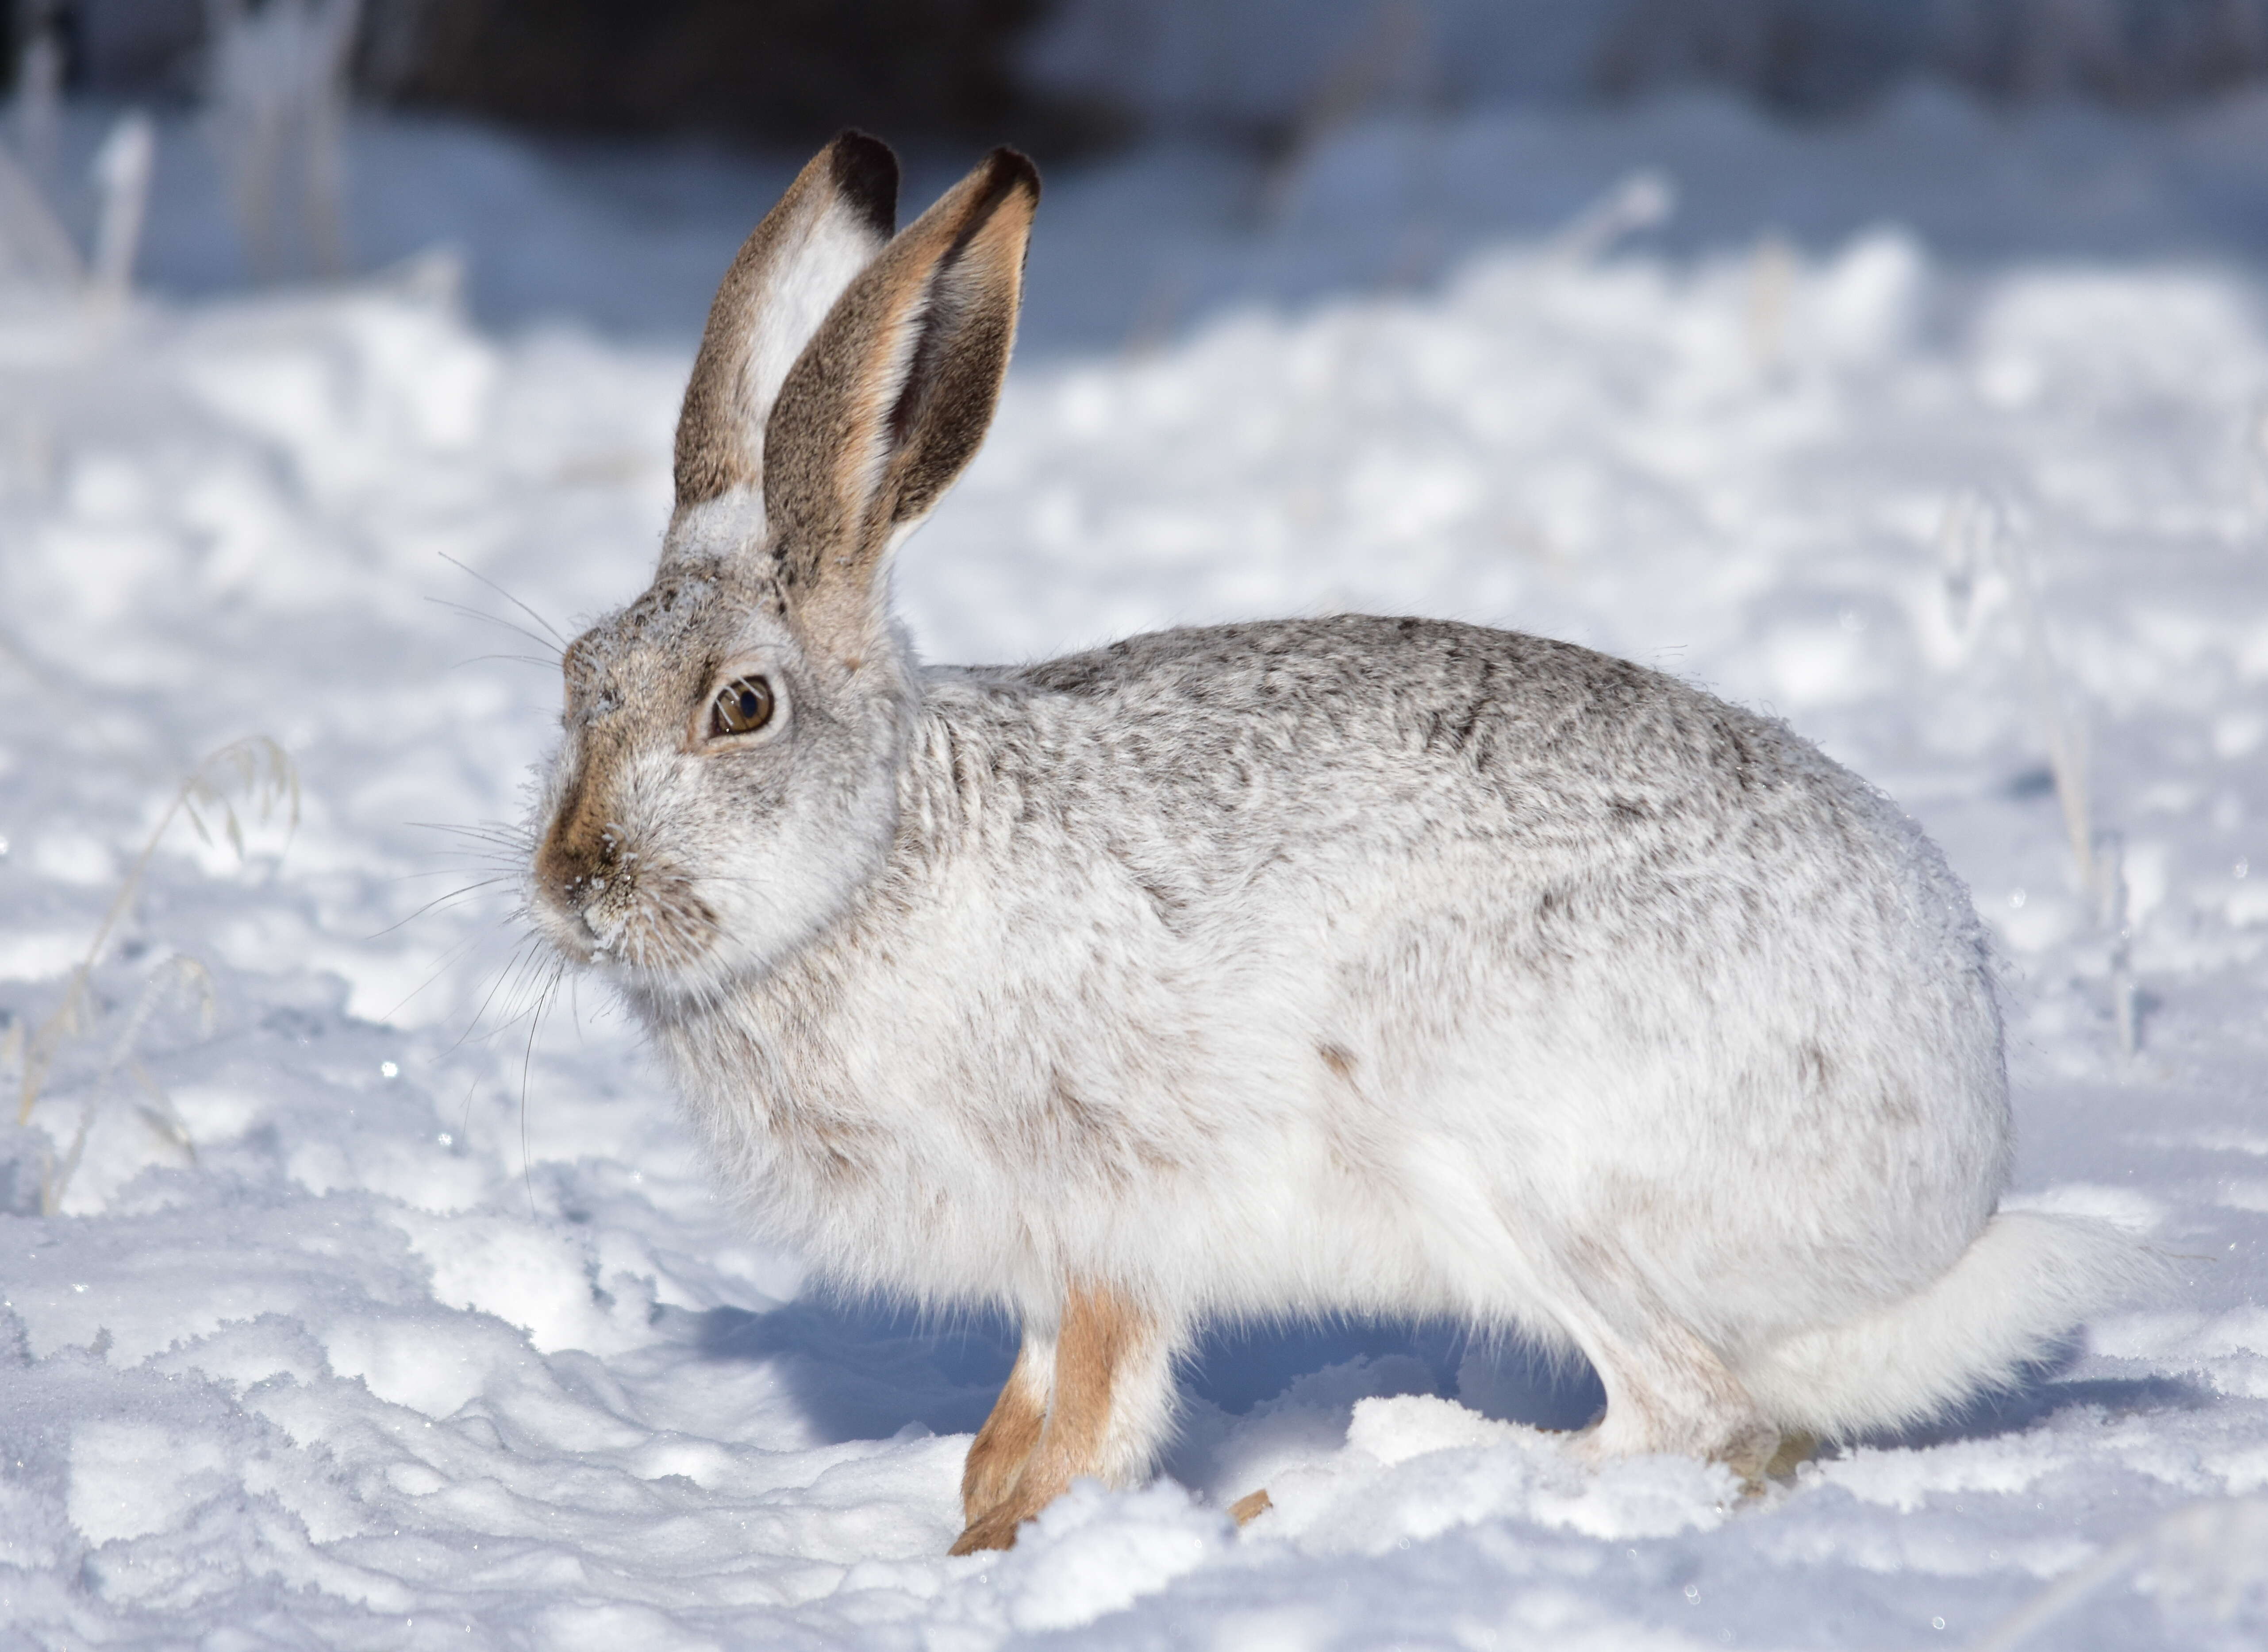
667, 487, 768, 564
732, 196, 886, 486
1738, 1211, 2166, 1436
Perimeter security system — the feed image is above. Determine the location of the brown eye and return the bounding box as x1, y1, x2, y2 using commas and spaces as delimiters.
709, 675, 775, 737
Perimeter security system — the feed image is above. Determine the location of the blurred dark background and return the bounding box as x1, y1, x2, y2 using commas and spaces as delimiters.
15, 0, 2268, 343
14, 0, 2268, 158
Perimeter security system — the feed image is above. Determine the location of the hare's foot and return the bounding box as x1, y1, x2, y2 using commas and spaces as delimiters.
949, 1497, 1032, 1556
961, 1330, 1053, 1526
1569, 1399, 1780, 1484
1748, 1429, 1819, 1490
1568, 1343, 1779, 1480
948, 1282, 1179, 1555
1227, 1488, 1272, 1526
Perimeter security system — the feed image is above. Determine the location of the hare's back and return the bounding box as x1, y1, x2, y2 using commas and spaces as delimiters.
983, 613, 1987, 1013
1001, 615, 1872, 866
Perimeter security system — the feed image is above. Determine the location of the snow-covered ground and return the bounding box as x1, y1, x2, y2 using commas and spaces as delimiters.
3, 89, 2267, 1649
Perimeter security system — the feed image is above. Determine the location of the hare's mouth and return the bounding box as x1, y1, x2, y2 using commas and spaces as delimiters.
534, 866, 722, 982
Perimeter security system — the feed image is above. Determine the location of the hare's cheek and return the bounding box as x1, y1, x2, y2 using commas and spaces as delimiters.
610, 873, 724, 977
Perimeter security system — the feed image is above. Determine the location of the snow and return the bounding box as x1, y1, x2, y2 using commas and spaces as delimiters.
3, 87, 2268, 1649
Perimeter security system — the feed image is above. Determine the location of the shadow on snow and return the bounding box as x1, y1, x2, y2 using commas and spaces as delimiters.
681, 1301, 2210, 1482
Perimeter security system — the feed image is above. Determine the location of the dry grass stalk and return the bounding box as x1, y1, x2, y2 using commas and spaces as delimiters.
1940, 490, 2138, 1054
1545, 170, 1675, 268
42, 958, 217, 1214
15, 738, 298, 1210
1939, 492, 2102, 896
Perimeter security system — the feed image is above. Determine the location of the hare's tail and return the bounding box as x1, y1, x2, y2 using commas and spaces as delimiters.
1735, 1211, 2167, 1440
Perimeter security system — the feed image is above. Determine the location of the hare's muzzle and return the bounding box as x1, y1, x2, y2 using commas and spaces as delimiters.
532, 807, 723, 978
532, 813, 612, 962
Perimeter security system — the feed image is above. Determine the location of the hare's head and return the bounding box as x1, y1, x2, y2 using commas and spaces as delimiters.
527, 134, 1038, 1000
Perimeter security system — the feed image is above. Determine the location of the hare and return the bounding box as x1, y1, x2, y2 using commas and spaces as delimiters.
526, 133, 2154, 1554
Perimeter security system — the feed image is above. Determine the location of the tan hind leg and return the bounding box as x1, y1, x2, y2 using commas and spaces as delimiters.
961, 1329, 1053, 1527
949, 1282, 1177, 1555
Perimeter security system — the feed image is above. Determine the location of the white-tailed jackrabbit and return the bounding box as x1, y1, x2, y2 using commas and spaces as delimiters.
527, 134, 2153, 1553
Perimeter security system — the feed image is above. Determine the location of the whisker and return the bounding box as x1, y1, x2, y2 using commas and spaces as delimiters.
405, 820, 536, 853
439, 936, 545, 1056
439, 551, 572, 648
424, 597, 564, 662
380, 930, 505, 1024
451, 654, 565, 671
407, 818, 532, 838
406, 826, 533, 866
366, 878, 518, 940
520, 959, 566, 1218
479, 943, 567, 1039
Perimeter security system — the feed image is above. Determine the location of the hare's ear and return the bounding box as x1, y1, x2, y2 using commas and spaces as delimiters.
665, 131, 898, 559
762, 147, 1038, 662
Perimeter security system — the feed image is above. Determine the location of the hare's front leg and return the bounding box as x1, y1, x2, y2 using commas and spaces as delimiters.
949, 1284, 1178, 1554
961, 1326, 1054, 1526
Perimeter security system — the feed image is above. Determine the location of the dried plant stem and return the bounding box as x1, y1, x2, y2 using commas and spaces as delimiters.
1546, 170, 1675, 268
2020, 581, 2098, 899
2096, 830, 2139, 1059
1941, 493, 2103, 897
41, 957, 216, 1214
16, 737, 298, 1132
1940, 492, 2138, 1055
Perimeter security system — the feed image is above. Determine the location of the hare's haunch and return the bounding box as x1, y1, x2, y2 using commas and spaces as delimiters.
525, 133, 2157, 1554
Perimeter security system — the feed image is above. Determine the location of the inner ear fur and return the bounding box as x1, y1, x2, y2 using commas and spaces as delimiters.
761, 147, 1040, 658
671, 131, 899, 518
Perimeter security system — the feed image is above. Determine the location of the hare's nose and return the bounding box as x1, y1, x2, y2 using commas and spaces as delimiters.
535, 804, 615, 901
534, 839, 585, 908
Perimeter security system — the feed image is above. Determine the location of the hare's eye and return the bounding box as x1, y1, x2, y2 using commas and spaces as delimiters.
710, 676, 774, 737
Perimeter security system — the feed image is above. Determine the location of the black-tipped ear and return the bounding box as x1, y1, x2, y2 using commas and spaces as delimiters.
760, 146, 1039, 661
829, 130, 898, 243
880, 150, 1039, 531
667, 131, 901, 531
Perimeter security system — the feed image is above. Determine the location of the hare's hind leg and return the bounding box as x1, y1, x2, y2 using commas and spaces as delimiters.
962, 1327, 1053, 1525
949, 1283, 1179, 1555
1571, 1321, 1779, 1479
1549, 1257, 1779, 1479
